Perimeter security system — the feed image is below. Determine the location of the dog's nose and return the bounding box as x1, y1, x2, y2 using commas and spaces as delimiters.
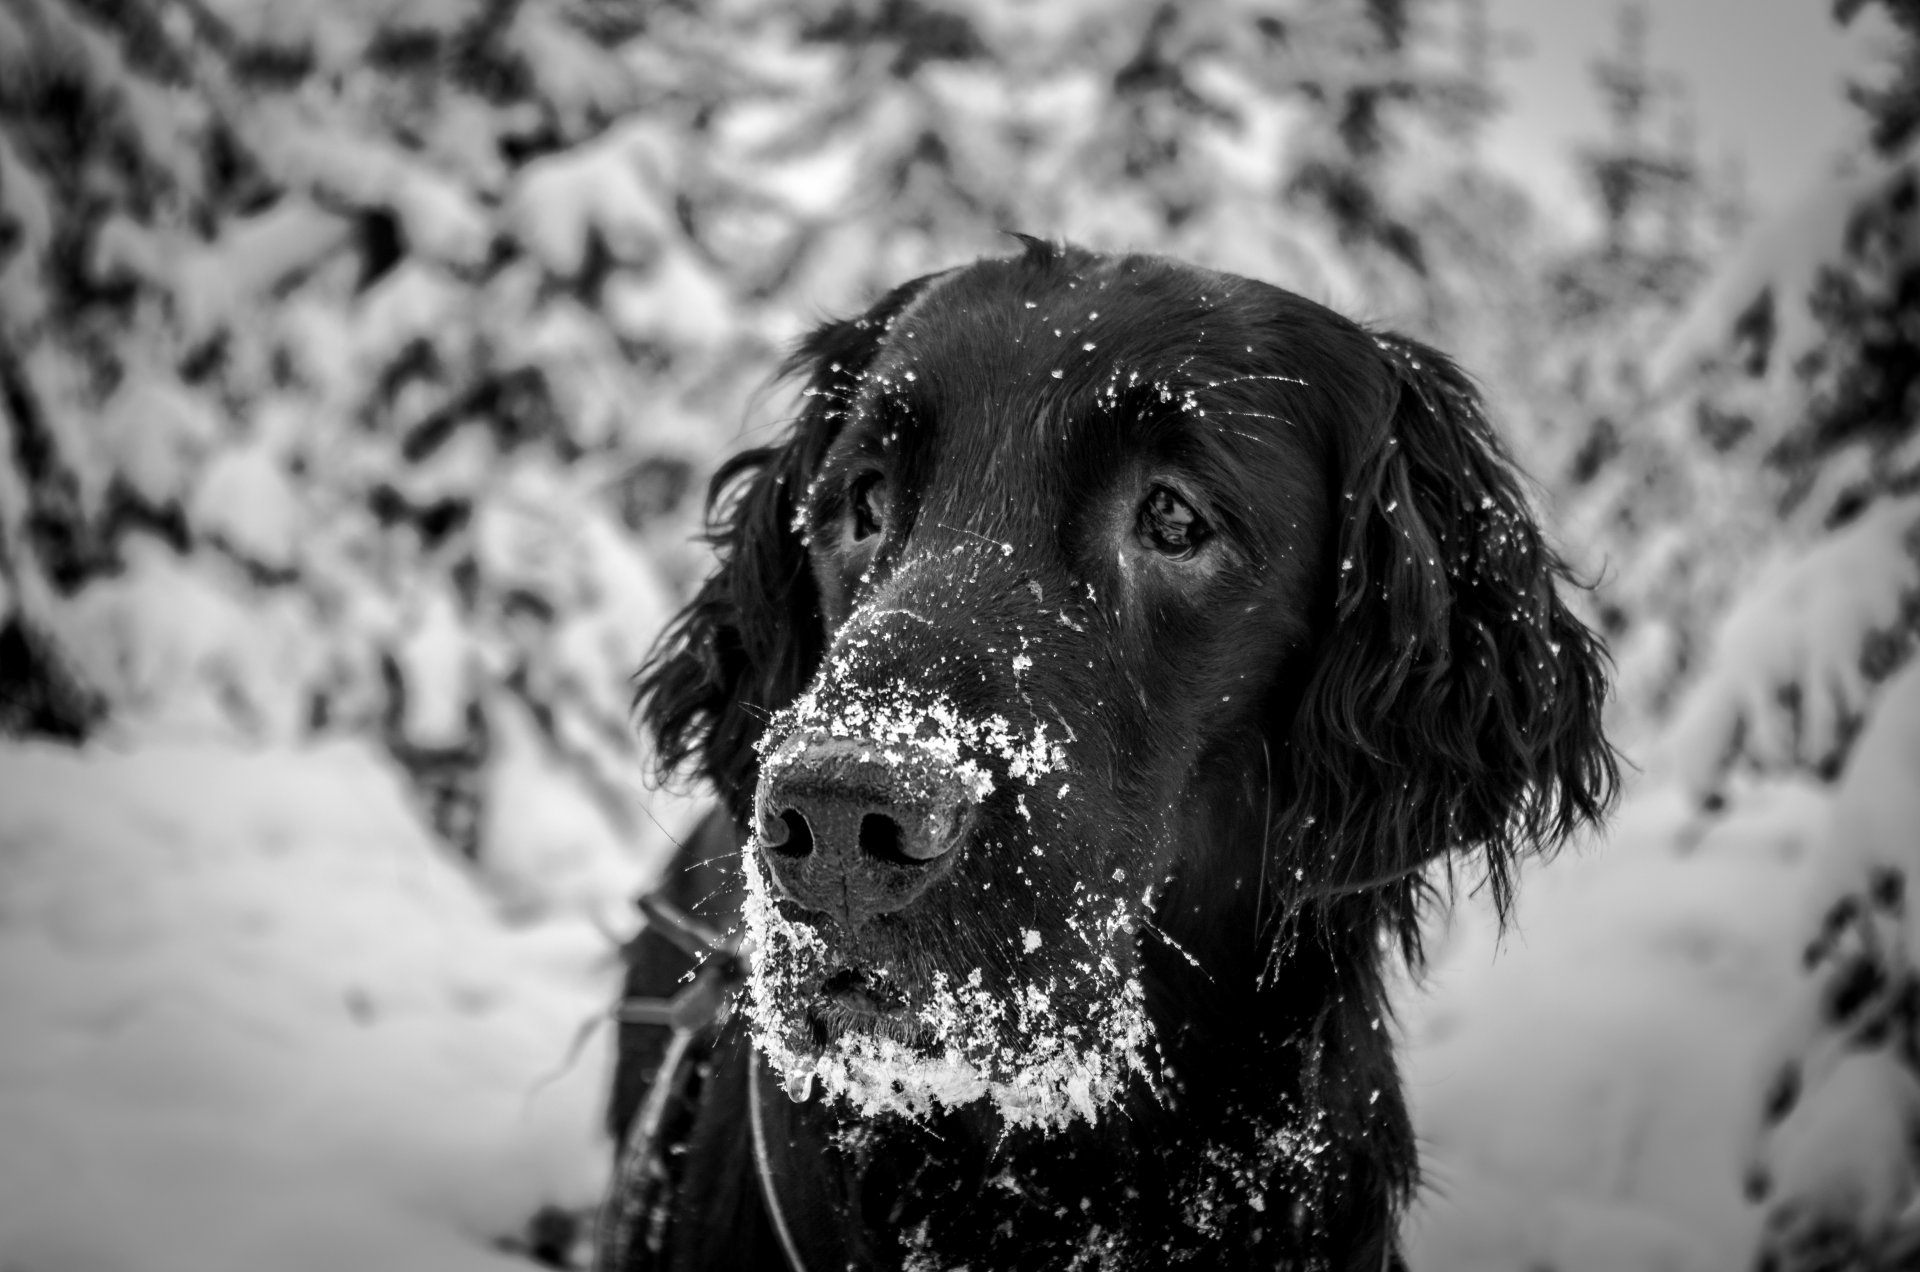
753, 734, 977, 926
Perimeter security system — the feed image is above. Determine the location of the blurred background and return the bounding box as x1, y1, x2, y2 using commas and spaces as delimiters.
0, 0, 1916, 1269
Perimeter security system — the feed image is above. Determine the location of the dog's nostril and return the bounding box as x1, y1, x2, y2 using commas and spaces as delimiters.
765, 808, 814, 858
858, 812, 905, 864
859, 810, 960, 864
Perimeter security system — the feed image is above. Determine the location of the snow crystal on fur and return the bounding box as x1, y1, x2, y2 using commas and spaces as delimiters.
740, 836, 1154, 1132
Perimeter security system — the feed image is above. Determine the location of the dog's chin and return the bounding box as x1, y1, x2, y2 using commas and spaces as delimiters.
747, 950, 1160, 1134
803, 967, 929, 1049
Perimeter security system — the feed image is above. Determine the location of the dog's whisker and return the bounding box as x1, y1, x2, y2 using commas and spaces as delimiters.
1256, 737, 1275, 941
1215, 426, 1280, 449
934, 521, 1012, 554
631, 793, 690, 857
1142, 917, 1209, 979
1298, 856, 1435, 902
1206, 372, 1312, 389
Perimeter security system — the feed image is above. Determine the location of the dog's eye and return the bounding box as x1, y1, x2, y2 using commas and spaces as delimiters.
849, 473, 890, 541
1138, 484, 1209, 557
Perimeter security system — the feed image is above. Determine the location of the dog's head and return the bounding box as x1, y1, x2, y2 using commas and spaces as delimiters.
638, 241, 1615, 1130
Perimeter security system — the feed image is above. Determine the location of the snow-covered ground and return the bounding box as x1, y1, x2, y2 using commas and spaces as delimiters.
0, 721, 1883, 1271
6, 572, 1918, 1271
1409, 660, 1920, 1271
0, 739, 636, 1272
1402, 780, 1824, 1272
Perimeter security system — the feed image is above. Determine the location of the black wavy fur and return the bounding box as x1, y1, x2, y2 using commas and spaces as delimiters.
1272, 331, 1617, 965
615, 239, 1618, 1271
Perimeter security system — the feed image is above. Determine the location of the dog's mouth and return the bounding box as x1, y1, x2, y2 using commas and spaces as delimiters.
805, 966, 926, 1048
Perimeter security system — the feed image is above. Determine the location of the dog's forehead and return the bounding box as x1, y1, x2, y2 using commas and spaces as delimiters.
861, 253, 1266, 401
831, 253, 1365, 539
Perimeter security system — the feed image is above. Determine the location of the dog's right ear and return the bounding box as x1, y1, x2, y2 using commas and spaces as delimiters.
635, 277, 936, 824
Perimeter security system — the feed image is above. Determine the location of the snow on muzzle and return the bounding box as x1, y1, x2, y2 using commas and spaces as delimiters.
753, 731, 985, 928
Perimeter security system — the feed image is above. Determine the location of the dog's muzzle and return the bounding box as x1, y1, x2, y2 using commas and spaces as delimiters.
753, 732, 979, 928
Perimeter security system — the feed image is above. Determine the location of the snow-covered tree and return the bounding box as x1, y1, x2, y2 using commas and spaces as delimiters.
1640, 49, 1920, 802
0, 0, 728, 918
636, 0, 1529, 327
1564, 1, 1920, 1263
0, 0, 1545, 902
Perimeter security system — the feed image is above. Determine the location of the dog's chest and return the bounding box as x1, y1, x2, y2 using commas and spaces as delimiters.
794, 1098, 1344, 1270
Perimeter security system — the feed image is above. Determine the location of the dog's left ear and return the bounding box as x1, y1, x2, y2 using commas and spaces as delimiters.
1281, 335, 1618, 938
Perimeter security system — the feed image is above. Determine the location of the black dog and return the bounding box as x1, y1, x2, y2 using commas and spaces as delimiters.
601, 240, 1617, 1271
